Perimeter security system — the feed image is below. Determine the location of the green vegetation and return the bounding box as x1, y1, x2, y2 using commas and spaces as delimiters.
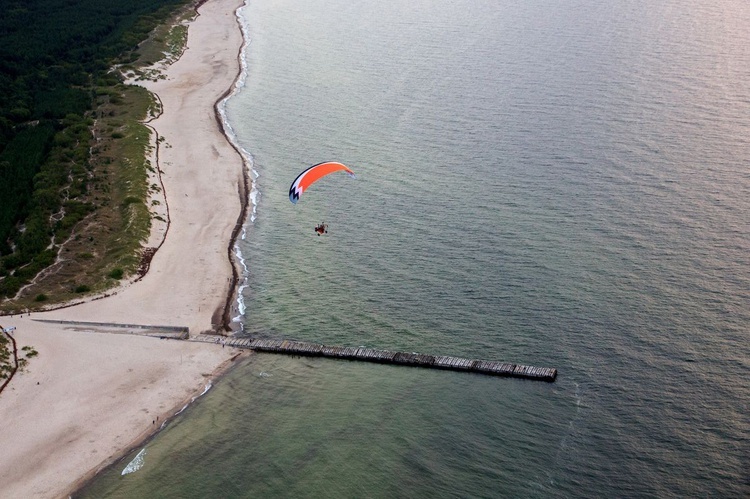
0, 0, 197, 311
17, 345, 38, 370
21, 345, 38, 358
108, 268, 124, 280
0, 332, 10, 380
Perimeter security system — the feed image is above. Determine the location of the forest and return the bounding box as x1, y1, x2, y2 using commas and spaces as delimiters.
0, 0, 190, 298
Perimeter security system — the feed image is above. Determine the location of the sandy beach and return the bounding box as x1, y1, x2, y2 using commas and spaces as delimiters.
0, 0, 248, 496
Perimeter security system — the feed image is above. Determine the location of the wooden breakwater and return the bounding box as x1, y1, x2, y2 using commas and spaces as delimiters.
32, 319, 189, 339
198, 337, 557, 382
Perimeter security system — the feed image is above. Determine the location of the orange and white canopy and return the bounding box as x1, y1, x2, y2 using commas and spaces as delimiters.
289, 161, 355, 204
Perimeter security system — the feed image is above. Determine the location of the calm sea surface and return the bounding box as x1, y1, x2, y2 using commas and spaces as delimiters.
81, 0, 749, 496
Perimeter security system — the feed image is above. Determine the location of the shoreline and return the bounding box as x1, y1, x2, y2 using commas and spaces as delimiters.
67, 349, 248, 497
0, 0, 251, 497
214, 31, 251, 333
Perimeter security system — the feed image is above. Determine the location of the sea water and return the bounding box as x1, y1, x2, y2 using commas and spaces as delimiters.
79, 0, 749, 496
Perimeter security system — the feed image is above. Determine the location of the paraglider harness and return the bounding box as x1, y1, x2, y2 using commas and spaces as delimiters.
315, 222, 328, 235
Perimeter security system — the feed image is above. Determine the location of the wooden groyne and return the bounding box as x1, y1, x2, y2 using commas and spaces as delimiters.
32, 319, 189, 339
195, 337, 557, 382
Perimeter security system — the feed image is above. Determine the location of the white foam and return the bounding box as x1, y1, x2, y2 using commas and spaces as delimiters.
121, 448, 147, 475
198, 382, 212, 398
218, 1, 257, 333
232, 243, 249, 321
174, 382, 213, 416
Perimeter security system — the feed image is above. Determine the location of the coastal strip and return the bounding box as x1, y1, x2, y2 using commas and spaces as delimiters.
0, 1, 249, 498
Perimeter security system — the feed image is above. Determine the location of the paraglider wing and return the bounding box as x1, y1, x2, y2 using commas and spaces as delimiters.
289, 161, 355, 204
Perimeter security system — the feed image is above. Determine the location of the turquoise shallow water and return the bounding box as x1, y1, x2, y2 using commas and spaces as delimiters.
80, 0, 749, 496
